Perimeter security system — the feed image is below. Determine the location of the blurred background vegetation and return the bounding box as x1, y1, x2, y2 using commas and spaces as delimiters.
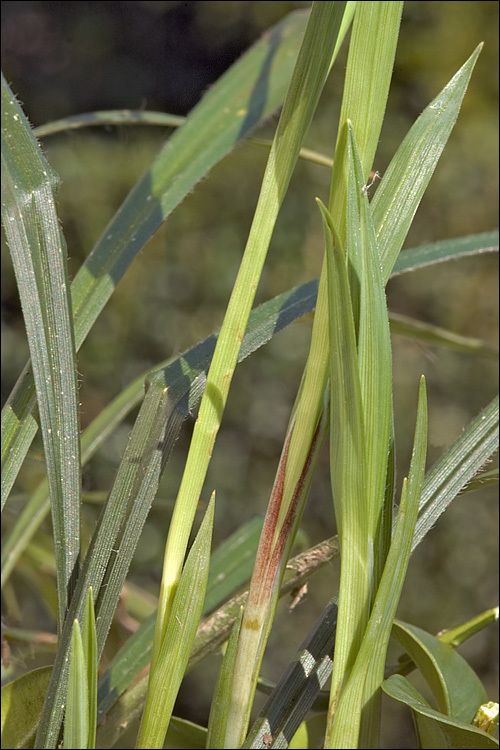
1, 2, 498, 747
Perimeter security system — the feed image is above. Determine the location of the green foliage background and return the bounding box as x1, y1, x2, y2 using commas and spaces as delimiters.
1, 2, 498, 746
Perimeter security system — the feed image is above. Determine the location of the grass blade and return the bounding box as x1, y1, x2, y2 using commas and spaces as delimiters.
372, 44, 483, 282
389, 312, 498, 358
206, 607, 244, 749
390, 231, 498, 277
64, 620, 89, 750
82, 589, 98, 750
1, 8, 310, 509
136, 495, 215, 748
149, 8, 352, 747
1, 74, 81, 628
320, 196, 369, 719
0, 666, 52, 749
413, 394, 499, 552
345, 122, 393, 584
326, 377, 427, 748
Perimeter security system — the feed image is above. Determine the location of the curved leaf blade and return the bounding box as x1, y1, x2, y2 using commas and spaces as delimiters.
383, 675, 498, 750
391, 620, 487, 722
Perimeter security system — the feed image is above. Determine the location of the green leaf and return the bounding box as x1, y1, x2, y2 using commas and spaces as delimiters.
390, 231, 499, 278
203, 515, 264, 615
345, 122, 393, 580
165, 716, 207, 749
206, 607, 244, 749
372, 44, 483, 282
383, 675, 498, 750
388, 312, 498, 359
319, 193, 369, 717
1, 277, 317, 591
326, 377, 427, 748
64, 620, 89, 750
1, 8, 310, 510
1, 74, 81, 628
82, 589, 98, 750
96, 516, 263, 722
391, 620, 487, 722
413, 395, 499, 552
136, 494, 215, 748
1, 666, 52, 749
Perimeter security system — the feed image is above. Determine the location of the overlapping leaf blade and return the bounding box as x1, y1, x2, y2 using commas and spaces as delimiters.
1, 8, 311, 509
136, 495, 215, 748
1, 74, 81, 628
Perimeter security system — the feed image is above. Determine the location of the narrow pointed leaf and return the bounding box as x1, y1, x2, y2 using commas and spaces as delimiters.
390, 231, 498, 277
137, 495, 215, 749
64, 620, 89, 750
319, 197, 369, 710
389, 312, 498, 358
414, 394, 499, 551
206, 607, 244, 749
372, 44, 483, 282
345, 123, 393, 572
1, 74, 81, 627
82, 589, 98, 749
326, 377, 427, 748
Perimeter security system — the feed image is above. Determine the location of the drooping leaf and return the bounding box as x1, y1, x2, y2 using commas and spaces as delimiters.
391, 620, 487, 722
383, 675, 498, 750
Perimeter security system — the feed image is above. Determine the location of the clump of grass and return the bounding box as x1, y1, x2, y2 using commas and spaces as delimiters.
1, 3, 498, 749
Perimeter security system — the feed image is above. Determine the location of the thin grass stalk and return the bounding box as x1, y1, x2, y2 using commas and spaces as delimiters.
296, 2, 402, 728
320, 198, 370, 719
148, 0, 349, 674
326, 378, 427, 748
223, 400, 330, 747
136, 496, 215, 748
221, 4, 402, 745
